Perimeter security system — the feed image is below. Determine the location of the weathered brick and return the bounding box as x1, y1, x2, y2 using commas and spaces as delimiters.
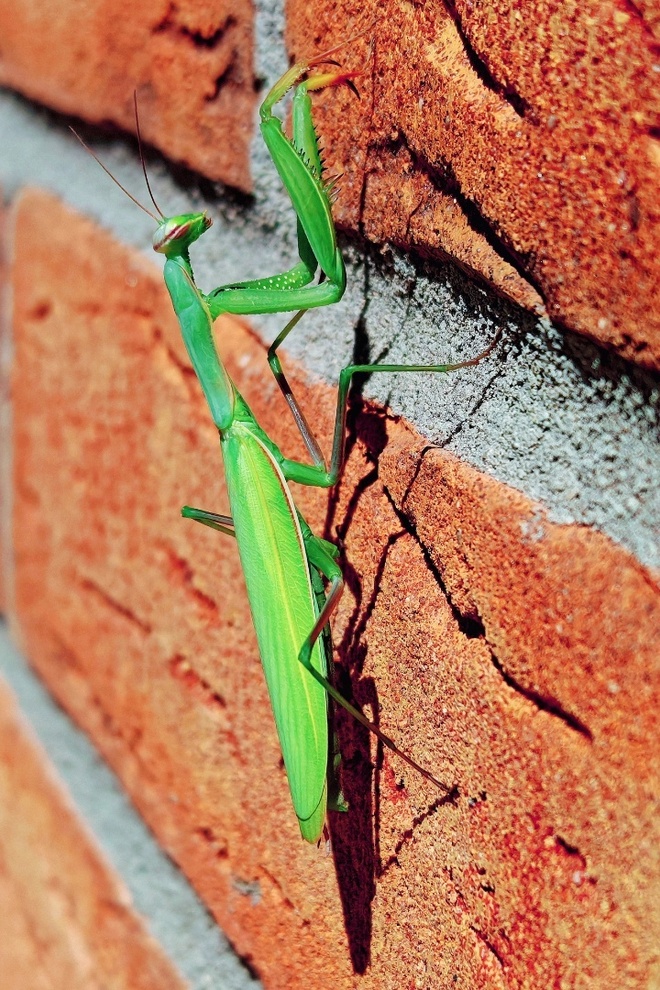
7, 189, 659, 988
287, 4, 660, 368
0, 0, 255, 190
0, 676, 187, 990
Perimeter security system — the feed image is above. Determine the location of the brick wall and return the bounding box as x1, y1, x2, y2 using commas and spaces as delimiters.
0, 1, 658, 988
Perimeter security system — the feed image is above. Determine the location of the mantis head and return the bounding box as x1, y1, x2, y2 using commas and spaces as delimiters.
153, 213, 213, 257
69, 104, 213, 260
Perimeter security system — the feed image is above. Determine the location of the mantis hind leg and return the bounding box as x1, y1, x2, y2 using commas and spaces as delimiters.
301, 529, 453, 795
304, 533, 347, 814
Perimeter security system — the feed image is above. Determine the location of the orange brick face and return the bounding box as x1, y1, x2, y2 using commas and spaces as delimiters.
0, 0, 256, 190
287, 3, 660, 368
0, 677, 187, 990
5, 190, 658, 989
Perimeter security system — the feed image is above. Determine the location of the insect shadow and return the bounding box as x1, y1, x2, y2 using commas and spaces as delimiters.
322, 398, 436, 973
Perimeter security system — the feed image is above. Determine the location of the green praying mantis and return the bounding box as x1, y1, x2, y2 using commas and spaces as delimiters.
75, 39, 496, 843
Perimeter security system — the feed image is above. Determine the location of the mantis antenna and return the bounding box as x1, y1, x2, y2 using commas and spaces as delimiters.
69, 121, 160, 223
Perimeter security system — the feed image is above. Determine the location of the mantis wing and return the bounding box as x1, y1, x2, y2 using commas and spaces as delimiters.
222, 422, 329, 842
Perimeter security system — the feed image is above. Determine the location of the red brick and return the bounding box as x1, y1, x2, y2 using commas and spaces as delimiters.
7, 190, 659, 988
0, 676, 187, 990
0, 0, 255, 191
287, 4, 660, 368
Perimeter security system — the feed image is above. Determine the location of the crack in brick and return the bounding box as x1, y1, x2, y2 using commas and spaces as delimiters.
158, 543, 219, 617
150, 10, 245, 110
489, 653, 593, 740
79, 577, 152, 634
384, 484, 594, 740
443, 0, 529, 120
617, 0, 660, 45
151, 327, 197, 382
153, 7, 237, 50
195, 825, 229, 860
168, 653, 226, 711
554, 833, 588, 871
206, 58, 240, 103
84, 684, 155, 780
355, 36, 379, 236
259, 866, 296, 912
435, 341, 506, 449
470, 924, 506, 970
378, 788, 460, 877
385, 484, 486, 640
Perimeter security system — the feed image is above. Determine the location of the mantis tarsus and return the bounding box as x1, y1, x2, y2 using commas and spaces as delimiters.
76, 40, 496, 842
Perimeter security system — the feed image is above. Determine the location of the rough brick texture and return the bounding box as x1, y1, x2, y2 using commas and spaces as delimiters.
0, 0, 255, 191
5, 190, 658, 988
287, 3, 660, 368
0, 2, 657, 367
0, 677, 187, 990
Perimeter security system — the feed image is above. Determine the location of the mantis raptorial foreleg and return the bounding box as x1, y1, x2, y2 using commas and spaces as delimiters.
202, 44, 363, 465
204, 51, 358, 321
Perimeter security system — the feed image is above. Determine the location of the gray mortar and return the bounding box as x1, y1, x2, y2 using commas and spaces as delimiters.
0, 623, 261, 989
0, 3, 657, 573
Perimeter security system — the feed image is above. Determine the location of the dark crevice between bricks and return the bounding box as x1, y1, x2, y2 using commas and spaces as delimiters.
374, 127, 547, 308
443, 0, 530, 120
558, 322, 660, 413
235, 952, 261, 984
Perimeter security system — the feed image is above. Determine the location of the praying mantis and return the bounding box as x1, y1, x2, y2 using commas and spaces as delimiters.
76, 39, 495, 843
